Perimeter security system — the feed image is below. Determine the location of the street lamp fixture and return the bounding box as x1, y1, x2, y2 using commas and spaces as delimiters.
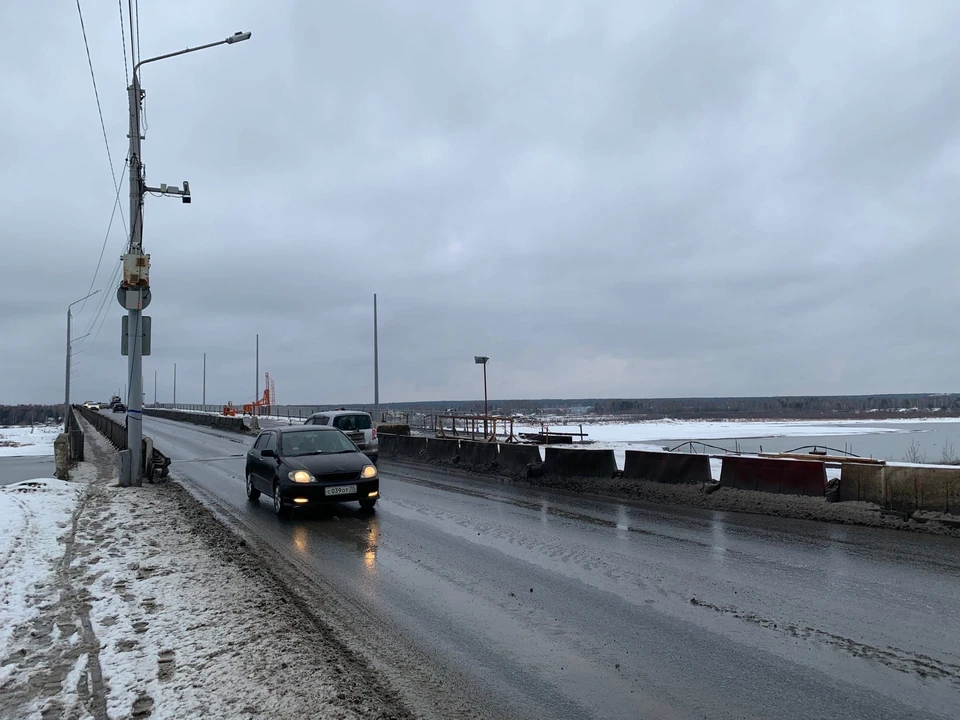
65, 290, 101, 431
119, 29, 252, 486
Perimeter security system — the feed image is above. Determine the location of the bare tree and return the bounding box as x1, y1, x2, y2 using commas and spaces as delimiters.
904, 439, 927, 464
940, 439, 960, 465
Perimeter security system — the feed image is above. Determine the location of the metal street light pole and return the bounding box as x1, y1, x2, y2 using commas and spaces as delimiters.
475, 356, 489, 438
64, 290, 101, 431
203, 352, 206, 407
374, 294, 379, 423
119, 30, 252, 487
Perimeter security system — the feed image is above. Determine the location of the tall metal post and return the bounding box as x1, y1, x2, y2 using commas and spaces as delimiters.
374, 294, 379, 422
173, 363, 177, 404
64, 308, 71, 432
115, 28, 251, 484
203, 352, 206, 407
154, 370, 157, 406
475, 356, 489, 438
255, 333, 259, 416
483, 362, 488, 436
121, 72, 146, 487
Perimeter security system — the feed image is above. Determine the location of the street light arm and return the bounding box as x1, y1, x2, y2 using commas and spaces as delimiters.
134, 32, 251, 74
68, 289, 101, 311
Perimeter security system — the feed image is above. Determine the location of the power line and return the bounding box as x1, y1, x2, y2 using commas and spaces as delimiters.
76, 160, 129, 319
76, 0, 125, 213
135, 0, 141, 70
83, 252, 123, 335
127, 0, 138, 69
76, 0, 129, 318
117, 0, 129, 86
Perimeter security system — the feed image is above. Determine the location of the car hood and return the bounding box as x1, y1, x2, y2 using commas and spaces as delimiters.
284, 452, 369, 475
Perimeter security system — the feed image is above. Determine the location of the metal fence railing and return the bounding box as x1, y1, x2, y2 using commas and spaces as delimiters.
75, 403, 127, 450
153, 403, 439, 430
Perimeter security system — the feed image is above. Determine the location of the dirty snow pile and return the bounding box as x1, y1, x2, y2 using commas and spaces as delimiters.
0, 425, 62, 457
0, 463, 380, 719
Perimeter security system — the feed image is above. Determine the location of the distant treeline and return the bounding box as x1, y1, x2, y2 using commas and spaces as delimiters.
0, 405, 62, 426
374, 394, 960, 420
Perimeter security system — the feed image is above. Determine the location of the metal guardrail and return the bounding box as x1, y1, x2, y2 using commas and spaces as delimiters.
73, 404, 170, 479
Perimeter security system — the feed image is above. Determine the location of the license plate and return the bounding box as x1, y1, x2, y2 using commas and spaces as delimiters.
325, 484, 356, 496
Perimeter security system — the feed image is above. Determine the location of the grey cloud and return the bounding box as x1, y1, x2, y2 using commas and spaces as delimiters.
3, 1, 960, 405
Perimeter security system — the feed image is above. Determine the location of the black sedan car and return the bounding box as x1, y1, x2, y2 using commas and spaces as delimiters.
245, 425, 379, 516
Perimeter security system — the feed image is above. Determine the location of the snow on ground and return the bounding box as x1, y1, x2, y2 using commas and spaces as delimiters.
0, 425, 62, 458
1, 419, 389, 720
0, 478, 83, 690
516, 419, 911, 444
79, 485, 367, 720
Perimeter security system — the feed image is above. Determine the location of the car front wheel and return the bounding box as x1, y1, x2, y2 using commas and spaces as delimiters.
359, 497, 377, 511
246, 473, 261, 501
273, 483, 290, 518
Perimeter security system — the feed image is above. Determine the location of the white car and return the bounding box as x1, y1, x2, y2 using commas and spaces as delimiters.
304, 410, 379, 464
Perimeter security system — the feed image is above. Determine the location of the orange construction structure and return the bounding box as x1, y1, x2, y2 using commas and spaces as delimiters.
223, 372, 276, 416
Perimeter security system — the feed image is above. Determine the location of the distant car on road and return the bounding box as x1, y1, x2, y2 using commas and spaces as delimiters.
112, 403, 126, 413
304, 410, 379, 464
245, 425, 380, 517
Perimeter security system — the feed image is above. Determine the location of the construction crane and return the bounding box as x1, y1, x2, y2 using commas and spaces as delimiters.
222, 372, 276, 416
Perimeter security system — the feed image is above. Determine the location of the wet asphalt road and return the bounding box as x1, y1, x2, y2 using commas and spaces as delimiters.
0, 455, 56, 487
138, 414, 960, 720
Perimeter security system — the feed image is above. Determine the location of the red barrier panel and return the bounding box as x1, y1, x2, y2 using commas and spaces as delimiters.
719, 456, 826, 496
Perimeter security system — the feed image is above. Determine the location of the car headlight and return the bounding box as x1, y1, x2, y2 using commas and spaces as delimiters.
288, 470, 315, 483
361, 465, 378, 479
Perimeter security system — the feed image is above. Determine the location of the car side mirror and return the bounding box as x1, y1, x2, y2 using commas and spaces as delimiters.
262, 448, 276, 458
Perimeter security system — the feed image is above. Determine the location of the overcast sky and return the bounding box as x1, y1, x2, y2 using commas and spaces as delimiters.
3, 1, 960, 406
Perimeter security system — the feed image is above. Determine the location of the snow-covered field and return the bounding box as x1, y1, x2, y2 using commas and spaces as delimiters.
515, 418, 928, 444
0, 425, 61, 458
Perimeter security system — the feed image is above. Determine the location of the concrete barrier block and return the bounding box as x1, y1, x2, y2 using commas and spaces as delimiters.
459, 440, 499, 467
498, 444, 542, 474
623, 450, 711, 484
544, 447, 618, 478
884, 465, 960, 513
397, 435, 427, 458
883, 467, 918, 514
426, 437, 460, 461
720, 456, 826, 496
949, 475, 960, 516
839, 463, 883, 503
379, 433, 398, 457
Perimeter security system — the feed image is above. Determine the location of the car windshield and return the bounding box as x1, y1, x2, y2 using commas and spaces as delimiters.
281, 430, 357, 457
332, 414, 372, 431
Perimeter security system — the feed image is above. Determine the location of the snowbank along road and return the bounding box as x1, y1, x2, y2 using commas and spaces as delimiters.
139, 412, 960, 720
1, 418, 412, 720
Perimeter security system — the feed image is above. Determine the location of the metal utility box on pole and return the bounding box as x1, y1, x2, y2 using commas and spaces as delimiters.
374, 294, 379, 423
